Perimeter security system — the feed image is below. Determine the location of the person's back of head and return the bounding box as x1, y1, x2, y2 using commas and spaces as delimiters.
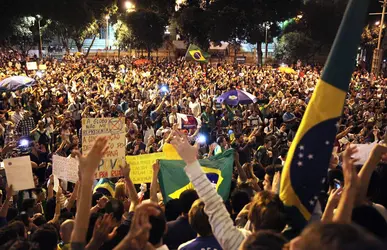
32, 214, 46, 227
352, 205, 387, 241
60, 219, 74, 244
248, 191, 286, 232
164, 199, 182, 221
1, 239, 39, 250
179, 190, 199, 215
231, 189, 251, 215
0, 221, 26, 246
105, 198, 125, 223
292, 222, 385, 250
31, 224, 58, 250
149, 206, 167, 247
188, 199, 212, 237
241, 230, 287, 250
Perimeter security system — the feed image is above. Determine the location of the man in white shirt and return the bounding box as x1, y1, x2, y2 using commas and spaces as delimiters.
11, 105, 23, 126
189, 96, 201, 118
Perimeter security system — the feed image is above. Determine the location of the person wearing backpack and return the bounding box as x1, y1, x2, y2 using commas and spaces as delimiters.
30, 120, 51, 149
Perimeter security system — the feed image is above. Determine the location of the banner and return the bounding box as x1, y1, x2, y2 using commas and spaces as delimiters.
82, 118, 126, 178
176, 113, 201, 129
125, 144, 182, 184
52, 155, 79, 183
4, 156, 34, 191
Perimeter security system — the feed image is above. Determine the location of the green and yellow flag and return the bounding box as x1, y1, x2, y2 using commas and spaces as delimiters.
158, 149, 234, 203
279, 0, 370, 231
185, 44, 209, 62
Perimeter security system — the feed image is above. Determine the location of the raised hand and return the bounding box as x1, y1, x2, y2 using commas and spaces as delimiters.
342, 145, 359, 188
74, 137, 108, 182
327, 187, 343, 209
170, 130, 198, 165
120, 163, 131, 180
152, 160, 160, 174
92, 213, 117, 243
97, 196, 109, 210
271, 171, 281, 194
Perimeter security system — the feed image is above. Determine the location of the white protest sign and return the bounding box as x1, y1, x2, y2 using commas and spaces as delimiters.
82, 118, 126, 179
53, 155, 79, 183
176, 113, 202, 129
352, 143, 375, 165
4, 156, 34, 191
26, 62, 38, 70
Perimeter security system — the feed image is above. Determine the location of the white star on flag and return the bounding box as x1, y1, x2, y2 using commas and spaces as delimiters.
299, 145, 305, 150
325, 141, 330, 145
321, 178, 326, 184
308, 154, 314, 160
309, 200, 315, 205
297, 161, 303, 167
298, 153, 304, 158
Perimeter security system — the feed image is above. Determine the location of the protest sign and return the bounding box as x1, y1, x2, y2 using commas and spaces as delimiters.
352, 143, 375, 165
82, 118, 126, 178
176, 113, 201, 129
38, 64, 47, 70
53, 155, 79, 183
26, 62, 38, 70
4, 156, 34, 191
126, 153, 164, 184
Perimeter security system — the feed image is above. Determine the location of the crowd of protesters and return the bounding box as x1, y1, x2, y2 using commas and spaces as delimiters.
0, 49, 386, 250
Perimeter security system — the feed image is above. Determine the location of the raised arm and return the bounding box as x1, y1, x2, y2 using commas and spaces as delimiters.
333, 145, 359, 223
70, 137, 108, 248
120, 163, 139, 212
66, 181, 79, 211
356, 143, 387, 205
171, 130, 245, 250
234, 152, 247, 183
0, 185, 13, 218
150, 161, 160, 203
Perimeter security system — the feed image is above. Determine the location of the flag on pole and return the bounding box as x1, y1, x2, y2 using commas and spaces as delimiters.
158, 149, 234, 203
280, 0, 370, 230
185, 44, 209, 62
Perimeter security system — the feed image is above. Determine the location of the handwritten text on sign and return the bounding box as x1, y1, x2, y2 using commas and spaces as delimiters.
52, 155, 79, 183
82, 118, 126, 178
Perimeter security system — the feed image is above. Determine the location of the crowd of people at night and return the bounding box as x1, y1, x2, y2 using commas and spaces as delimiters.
0, 49, 386, 250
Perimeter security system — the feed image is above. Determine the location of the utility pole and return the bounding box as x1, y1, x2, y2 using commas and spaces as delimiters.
371, 0, 387, 77
37, 15, 43, 59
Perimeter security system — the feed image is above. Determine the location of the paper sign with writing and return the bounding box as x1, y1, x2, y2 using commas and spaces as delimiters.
53, 155, 79, 183
4, 156, 34, 191
126, 153, 165, 184
82, 118, 126, 178
352, 143, 376, 165
26, 62, 38, 70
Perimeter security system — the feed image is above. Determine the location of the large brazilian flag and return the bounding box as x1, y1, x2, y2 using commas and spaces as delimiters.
280, 0, 370, 230
185, 44, 210, 63
158, 149, 234, 203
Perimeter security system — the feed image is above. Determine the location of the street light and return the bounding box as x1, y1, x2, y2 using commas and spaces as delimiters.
105, 15, 110, 51
264, 22, 272, 64
36, 15, 43, 58
371, 0, 387, 77
125, 1, 135, 12
376, 21, 381, 26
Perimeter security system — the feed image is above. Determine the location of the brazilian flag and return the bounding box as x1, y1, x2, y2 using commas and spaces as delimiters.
93, 178, 115, 197
158, 149, 234, 203
185, 44, 209, 63
280, 0, 370, 232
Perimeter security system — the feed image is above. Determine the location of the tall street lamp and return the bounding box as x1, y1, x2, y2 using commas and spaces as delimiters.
105, 15, 110, 50
125, 1, 135, 12
264, 22, 272, 64
36, 15, 43, 58
371, 0, 387, 77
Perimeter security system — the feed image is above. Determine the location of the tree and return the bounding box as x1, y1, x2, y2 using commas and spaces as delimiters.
275, 31, 315, 63
113, 20, 134, 56
174, 0, 211, 49
126, 10, 166, 58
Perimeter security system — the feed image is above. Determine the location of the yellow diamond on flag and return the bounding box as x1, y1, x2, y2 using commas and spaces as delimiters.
189, 50, 206, 62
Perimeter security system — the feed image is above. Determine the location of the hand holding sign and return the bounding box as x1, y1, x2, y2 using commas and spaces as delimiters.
74, 137, 109, 182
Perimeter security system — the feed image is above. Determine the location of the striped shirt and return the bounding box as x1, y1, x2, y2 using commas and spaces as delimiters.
184, 161, 250, 250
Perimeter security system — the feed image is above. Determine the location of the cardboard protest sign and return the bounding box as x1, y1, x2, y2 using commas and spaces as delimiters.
82, 118, 126, 178
4, 156, 34, 191
126, 153, 164, 184
53, 155, 79, 183
26, 62, 38, 70
352, 143, 375, 165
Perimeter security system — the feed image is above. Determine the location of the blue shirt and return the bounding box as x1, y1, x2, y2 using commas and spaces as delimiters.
179, 236, 222, 250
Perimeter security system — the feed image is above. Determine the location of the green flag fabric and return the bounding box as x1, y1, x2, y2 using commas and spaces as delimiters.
159, 149, 234, 203
185, 44, 210, 63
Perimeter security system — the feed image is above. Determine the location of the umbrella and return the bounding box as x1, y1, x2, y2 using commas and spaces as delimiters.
0, 76, 35, 92
279, 66, 297, 74
133, 59, 151, 66
216, 89, 258, 106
